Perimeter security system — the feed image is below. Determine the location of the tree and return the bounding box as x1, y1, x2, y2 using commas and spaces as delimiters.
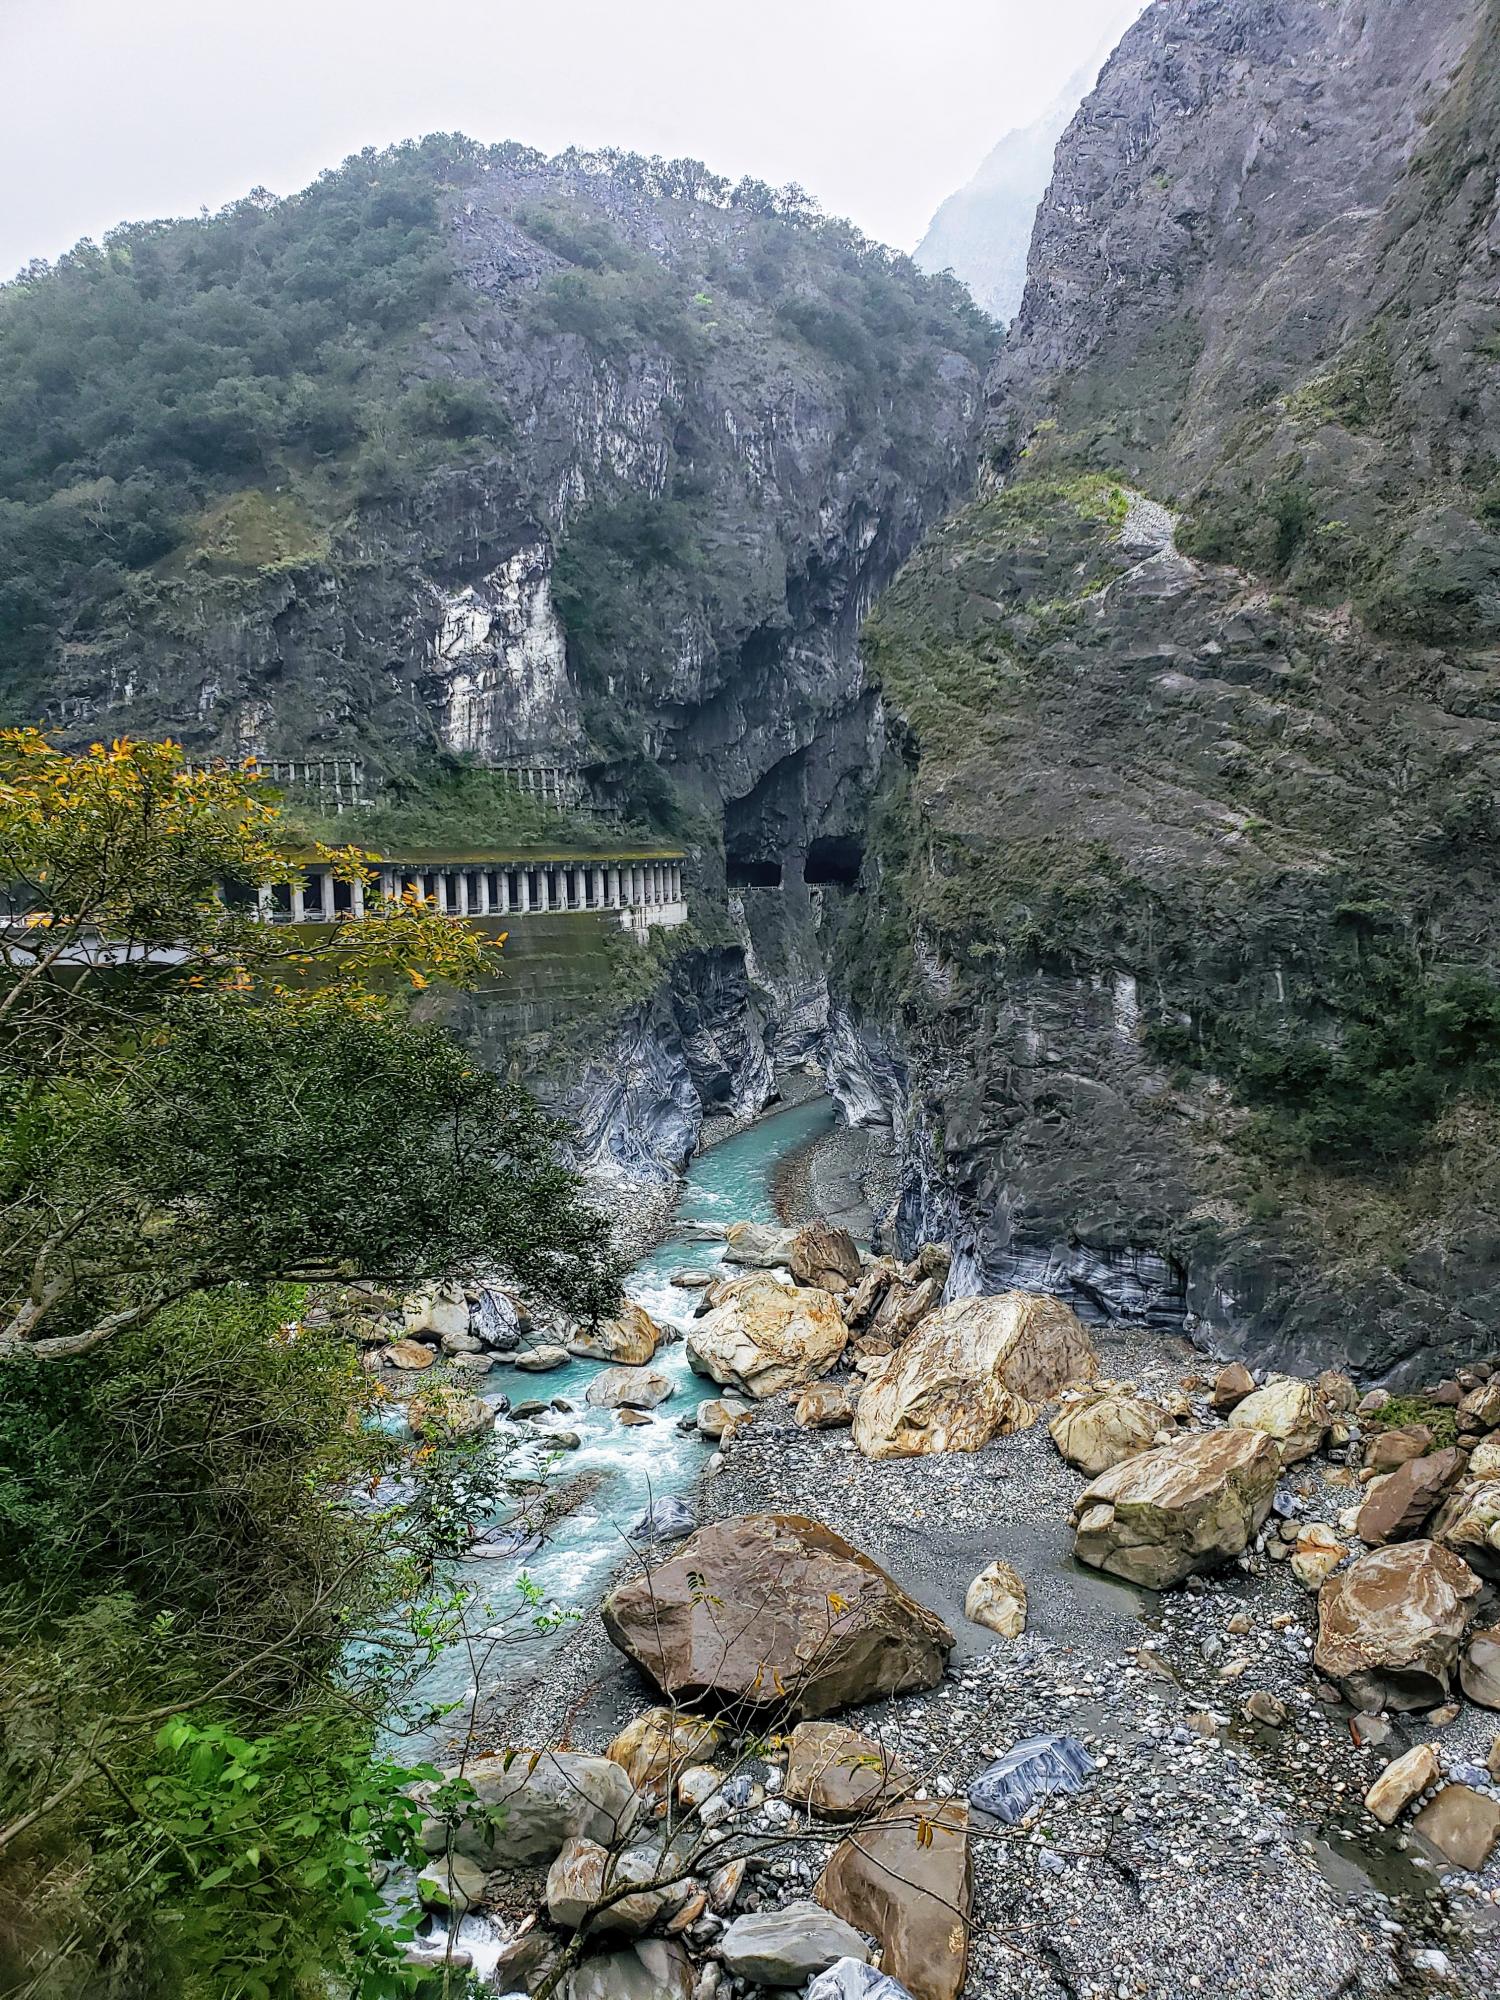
0, 730, 622, 1356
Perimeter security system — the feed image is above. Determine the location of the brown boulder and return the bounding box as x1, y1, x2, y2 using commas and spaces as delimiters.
1209, 1362, 1255, 1413
1227, 1375, 1328, 1464
794, 1381, 855, 1430
1315, 1541, 1482, 1711
1412, 1786, 1500, 1872
1364, 1424, 1435, 1473
853, 1292, 1097, 1461
1072, 1428, 1280, 1590
1460, 1625, 1500, 1708
868, 1272, 941, 1347
845, 1257, 897, 1329
383, 1339, 438, 1370
605, 1707, 726, 1801
1364, 1742, 1439, 1825
789, 1220, 864, 1291
686, 1273, 848, 1400
817, 1798, 972, 2000
1459, 1379, 1500, 1431
569, 1301, 662, 1366
785, 1720, 912, 1820
600, 1513, 953, 1721
1355, 1449, 1465, 1545
1432, 1480, 1500, 1580
1049, 1385, 1169, 1476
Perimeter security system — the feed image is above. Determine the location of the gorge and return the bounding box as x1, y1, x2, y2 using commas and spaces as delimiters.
5, 1, 1500, 1996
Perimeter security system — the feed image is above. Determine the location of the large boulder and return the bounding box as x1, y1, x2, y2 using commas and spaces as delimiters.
1469, 1433, 1500, 1479
544, 1835, 674, 1936
419, 1748, 639, 1869
1071, 1428, 1280, 1589
1432, 1480, 1500, 1579
1355, 1449, 1465, 1545
686, 1273, 849, 1400
403, 1281, 470, 1341
584, 1365, 675, 1410
1227, 1375, 1328, 1464
1461, 1626, 1500, 1708
1048, 1385, 1169, 1476
1411, 1786, 1500, 1872
1314, 1541, 1482, 1711
852, 1293, 1097, 1461
605, 1707, 727, 1800
785, 1721, 913, 1820
601, 1514, 953, 1720
791, 1220, 865, 1291
720, 1902, 871, 1985
796, 1381, 856, 1430
569, 1301, 662, 1366
723, 1221, 798, 1269
562, 1940, 693, 2000
818, 1799, 972, 2000
383, 1339, 438, 1371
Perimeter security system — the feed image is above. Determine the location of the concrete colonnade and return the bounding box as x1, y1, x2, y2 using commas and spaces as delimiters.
253, 858, 684, 924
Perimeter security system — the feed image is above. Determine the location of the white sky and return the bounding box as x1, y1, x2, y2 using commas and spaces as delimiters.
0, 0, 1145, 279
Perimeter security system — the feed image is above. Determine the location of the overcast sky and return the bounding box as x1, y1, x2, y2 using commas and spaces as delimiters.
0, 0, 1146, 279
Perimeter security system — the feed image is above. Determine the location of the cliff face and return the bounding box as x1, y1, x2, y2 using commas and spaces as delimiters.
3, 141, 988, 849
841, 0, 1500, 1380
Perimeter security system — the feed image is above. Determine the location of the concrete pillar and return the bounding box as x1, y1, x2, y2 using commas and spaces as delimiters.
591, 865, 605, 909
255, 884, 272, 921
574, 865, 587, 908
456, 872, 470, 917
517, 871, 531, 914
537, 869, 550, 913
498, 872, 511, 916
291, 884, 306, 923
351, 872, 365, 918
475, 872, 490, 916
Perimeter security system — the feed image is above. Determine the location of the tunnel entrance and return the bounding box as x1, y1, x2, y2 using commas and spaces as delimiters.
803, 837, 863, 887
726, 856, 784, 889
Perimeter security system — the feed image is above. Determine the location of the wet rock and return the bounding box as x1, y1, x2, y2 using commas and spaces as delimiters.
967, 1735, 1096, 1824
1355, 1449, 1464, 1545
795, 1381, 855, 1429
1244, 1690, 1289, 1727
790, 1220, 865, 1291
544, 1834, 672, 1935
722, 1220, 797, 1269
601, 1513, 953, 1720
853, 1292, 1097, 1461
448, 1352, 495, 1378
584, 1365, 675, 1410
785, 1720, 913, 1820
1048, 1384, 1169, 1476
708, 1856, 746, 1912
720, 1901, 871, 1985
419, 1748, 639, 1869
605, 1707, 726, 1800
383, 1339, 438, 1370
415, 1852, 486, 1913
1227, 1375, 1328, 1464
1364, 1743, 1439, 1825
687, 1272, 849, 1400
1364, 1424, 1436, 1473
569, 1300, 663, 1365
1411, 1785, 1500, 1872
1431, 1479, 1500, 1580
1210, 1362, 1255, 1413
617, 1409, 652, 1428
963, 1560, 1028, 1638
1314, 1541, 1482, 1711
1460, 1625, 1500, 1708
629, 1495, 695, 1542
818, 1799, 972, 2000
1072, 1427, 1280, 1589
515, 1344, 570, 1373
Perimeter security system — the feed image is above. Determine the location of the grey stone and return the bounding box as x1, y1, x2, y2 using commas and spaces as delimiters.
720, 1900, 871, 1985
967, 1734, 1096, 1825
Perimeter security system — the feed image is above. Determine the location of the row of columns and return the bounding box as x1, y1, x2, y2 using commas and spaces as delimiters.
255, 859, 684, 924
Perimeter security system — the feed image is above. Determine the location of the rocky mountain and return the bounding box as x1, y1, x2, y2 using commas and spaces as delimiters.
0, 139, 988, 847
836, 0, 1500, 1380
914, 9, 1142, 323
